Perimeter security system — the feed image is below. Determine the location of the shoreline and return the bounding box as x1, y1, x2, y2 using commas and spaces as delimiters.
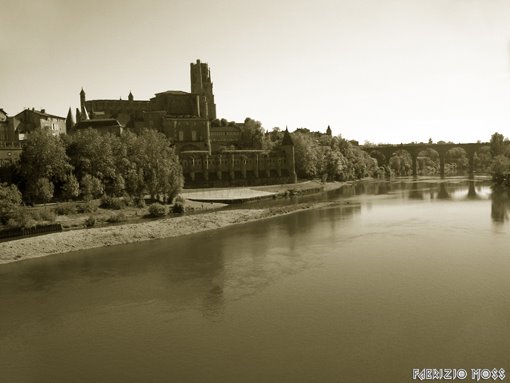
0, 200, 348, 266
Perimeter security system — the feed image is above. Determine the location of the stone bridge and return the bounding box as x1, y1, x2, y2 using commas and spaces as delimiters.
360, 142, 489, 176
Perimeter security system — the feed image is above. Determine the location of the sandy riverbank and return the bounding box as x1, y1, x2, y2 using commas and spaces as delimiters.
0, 201, 345, 265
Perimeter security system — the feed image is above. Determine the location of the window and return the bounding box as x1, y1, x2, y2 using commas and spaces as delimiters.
192, 130, 197, 141
179, 131, 184, 141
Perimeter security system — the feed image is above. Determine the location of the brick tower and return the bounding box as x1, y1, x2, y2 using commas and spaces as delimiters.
190, 59, 217, 120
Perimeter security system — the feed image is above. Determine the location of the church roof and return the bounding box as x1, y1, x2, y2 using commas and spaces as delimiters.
74, 119, 121, 129
154, 90, 191, 96
15, 109, 65, 120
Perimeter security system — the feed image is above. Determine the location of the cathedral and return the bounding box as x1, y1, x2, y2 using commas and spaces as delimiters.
74, 60, 297, 187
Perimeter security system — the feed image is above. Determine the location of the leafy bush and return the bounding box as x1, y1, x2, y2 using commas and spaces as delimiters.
32, 208, 56, 223
171, 202, 185, 214
6, 207, 36, 229
173, 195, 185, 204
106, 212, 127, 223
100, 196, 126, 210
148, 203, 166, 218
135, 197, 146, 208
0, 183, 22, 224
84, 216, 96, 227
55, 202, 78, 215
77, 200, 99, 213
171, 196, 185, 214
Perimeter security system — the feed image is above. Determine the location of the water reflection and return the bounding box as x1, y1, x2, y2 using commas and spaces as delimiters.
491, 188, 510, 223
437, 182, 451, 199
238, 178, 502, 224
408, 182, 425, 200
467, 181, 478, 199
2, 177, 510, 383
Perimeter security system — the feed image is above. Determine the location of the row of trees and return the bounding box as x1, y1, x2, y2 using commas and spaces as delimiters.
261, 128, 510, 181
380, 147, 492, 177
10, 128, 183, 205
3, 125, 509, 213
263, 128, 380, 181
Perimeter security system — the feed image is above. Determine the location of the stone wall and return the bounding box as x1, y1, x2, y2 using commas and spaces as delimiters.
180, 150, 295, 188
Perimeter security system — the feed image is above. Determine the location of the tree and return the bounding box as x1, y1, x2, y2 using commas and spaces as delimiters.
35, 178, 54, 204
317, 146, 348, 181
474, 146, 492, 173
19, 129, 72, 203
81, 174, 104, 200
389, 150, 412, 176
491, 155, 510, 185
292, 131, 319, 178
446, 147, 468, 172
263, 127, 284, 151
490, 132, 506, 157
116, 129, 183, 202
62, 174, 80, 200
0, 183, 22, 224
66, 129, 119, 195
239, 118, 265, 149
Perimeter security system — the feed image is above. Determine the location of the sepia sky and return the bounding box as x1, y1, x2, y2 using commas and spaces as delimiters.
1, 0, 510, 144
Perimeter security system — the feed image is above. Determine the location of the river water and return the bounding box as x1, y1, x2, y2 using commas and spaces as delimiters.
1, 178, 509, 383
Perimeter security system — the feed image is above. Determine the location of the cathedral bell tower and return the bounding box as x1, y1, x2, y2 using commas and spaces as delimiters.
190, 59, 217, 120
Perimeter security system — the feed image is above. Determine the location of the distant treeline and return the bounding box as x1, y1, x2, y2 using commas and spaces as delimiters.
263, 128, 500, 180
1, 126, 509, 229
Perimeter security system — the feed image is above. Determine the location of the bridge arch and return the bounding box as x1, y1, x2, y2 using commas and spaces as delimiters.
360, 142, 489, 177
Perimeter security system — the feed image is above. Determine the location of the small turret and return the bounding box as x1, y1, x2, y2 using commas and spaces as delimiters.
128, 91, 133, 101
326, 125, 332, 136
80, 88, 86, 115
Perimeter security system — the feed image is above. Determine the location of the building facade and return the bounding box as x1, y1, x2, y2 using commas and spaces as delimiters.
0, 109, 22, 167
12, 108, 66, 139
77, 59, 297, 187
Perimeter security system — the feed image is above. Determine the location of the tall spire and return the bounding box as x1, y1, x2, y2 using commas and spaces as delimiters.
282, 127, 294, 146
66, 107, 75, 131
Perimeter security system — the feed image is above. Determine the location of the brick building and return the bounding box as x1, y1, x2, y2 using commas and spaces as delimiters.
12, 108, 66, 140
75, 60, 297, 187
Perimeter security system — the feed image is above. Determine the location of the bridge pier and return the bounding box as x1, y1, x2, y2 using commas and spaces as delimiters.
410, 151, 418, 177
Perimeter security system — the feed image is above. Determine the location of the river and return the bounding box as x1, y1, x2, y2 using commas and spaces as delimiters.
1, 177, 509, 382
